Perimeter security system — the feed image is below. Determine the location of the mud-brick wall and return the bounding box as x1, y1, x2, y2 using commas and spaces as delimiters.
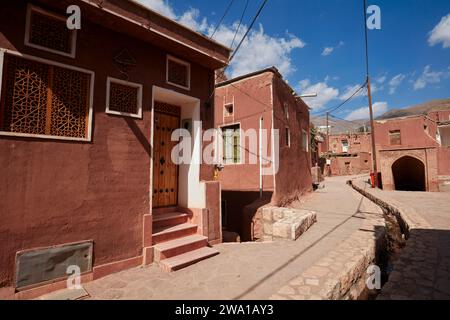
0, 0, 214, 288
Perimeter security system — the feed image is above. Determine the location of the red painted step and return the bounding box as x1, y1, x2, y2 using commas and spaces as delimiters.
154, 234, 208, 261
153, 212, 189, 229
152, 223, 197, 244
158, 247, 219, 272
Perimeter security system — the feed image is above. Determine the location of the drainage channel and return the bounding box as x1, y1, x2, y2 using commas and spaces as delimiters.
348, 180, 409, 300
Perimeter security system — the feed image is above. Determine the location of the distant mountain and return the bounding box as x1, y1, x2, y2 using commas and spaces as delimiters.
377, 98, 450, 120
311, 98, 450, 135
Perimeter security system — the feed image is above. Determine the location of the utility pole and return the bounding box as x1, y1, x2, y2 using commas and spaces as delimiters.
364, 0, 378, 188
326, 112, 330, 153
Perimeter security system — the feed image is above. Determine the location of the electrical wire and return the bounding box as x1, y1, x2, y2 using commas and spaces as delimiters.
210, 0, 235, 39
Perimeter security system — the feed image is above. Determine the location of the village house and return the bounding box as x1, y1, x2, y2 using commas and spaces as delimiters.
0, 0, 231, 299
374, 110, 450, 192
319, 133, 372, 176
214, 67, 312, 241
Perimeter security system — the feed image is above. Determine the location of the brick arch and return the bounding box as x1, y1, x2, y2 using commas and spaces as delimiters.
391, 155, 426, 191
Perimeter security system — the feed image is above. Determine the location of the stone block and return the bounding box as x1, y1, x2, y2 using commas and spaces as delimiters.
272, 208, 286, 221
273, 211, 317, 241
262, 207, 274, 222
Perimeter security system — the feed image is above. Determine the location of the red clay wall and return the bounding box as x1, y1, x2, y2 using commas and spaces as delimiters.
328, 133, 372, 154
329, 153, 371, 176
214, 72, 275, 192
272, 75, 312, 206
0, 1, 216, 288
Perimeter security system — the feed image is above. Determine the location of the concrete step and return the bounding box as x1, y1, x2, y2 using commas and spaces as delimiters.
154, 234, 208, 261
158, 247, 219, 272
153, 212, 189, 229
153, 207, 179, 215
153, 223, 197, 244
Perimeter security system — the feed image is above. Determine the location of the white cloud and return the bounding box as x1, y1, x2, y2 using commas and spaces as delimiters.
137, 0, 176, 19
388, 74, 406, 94
413, 65, 450, 90
339, 84, 365, 101
321, 41, 344, 57
376, 75, 387, 84
136, 0, 305, 79
345, 102, 388, 121
298, 79, 340, 110
322, 47, 334, 56
428, 13, 450, 48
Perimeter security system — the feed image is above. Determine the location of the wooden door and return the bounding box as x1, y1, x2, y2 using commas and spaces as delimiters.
152, 102, 181, 208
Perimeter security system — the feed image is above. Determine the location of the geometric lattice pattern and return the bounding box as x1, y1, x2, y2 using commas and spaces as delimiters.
167, 58, 189, 88
154, 101, 181, 117
0, 54, 90, 139
109, 82, 139, 115
29, 8, 73, 54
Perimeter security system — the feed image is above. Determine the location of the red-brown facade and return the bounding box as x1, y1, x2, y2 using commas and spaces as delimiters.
0, 0, 230, 298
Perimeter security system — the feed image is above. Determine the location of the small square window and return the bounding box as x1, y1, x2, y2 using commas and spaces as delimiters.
167, 55, 190, 90
106, 78, 143, 118
389, 130, 401, 145
224, 103, 234, 117
25, 5, 77, 58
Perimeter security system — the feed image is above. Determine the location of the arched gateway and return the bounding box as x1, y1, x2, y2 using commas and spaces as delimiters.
392, 156, 426, 191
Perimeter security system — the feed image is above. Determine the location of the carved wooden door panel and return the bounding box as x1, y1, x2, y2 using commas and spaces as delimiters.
152, 102, 180, 208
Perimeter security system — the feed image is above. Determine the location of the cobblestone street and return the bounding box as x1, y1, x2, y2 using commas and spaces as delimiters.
72, 176, 381, 300
352, 177, 450, 300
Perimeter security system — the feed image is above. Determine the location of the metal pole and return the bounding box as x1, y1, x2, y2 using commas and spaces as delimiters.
326, 112, 330, 153
364, 0, 378, 188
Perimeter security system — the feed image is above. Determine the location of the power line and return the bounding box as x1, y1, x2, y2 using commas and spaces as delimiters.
230, 0, 250, 50
311, 81, 367, 118
210, 0, 235, 39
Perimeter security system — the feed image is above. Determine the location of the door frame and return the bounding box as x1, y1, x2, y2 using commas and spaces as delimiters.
151, 86, 205, 210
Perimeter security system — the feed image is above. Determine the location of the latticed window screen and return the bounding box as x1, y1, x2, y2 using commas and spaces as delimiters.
222, 124, 240, 164
28, 7, 74, 55
167, 58, 189, 88
108, 82, 139, 115
0, 54, 91, 139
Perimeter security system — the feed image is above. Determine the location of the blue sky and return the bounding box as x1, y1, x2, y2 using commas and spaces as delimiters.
138, 0, 450, 120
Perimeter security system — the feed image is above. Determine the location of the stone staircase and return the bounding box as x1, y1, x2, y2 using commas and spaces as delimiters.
152, 207, 219, 272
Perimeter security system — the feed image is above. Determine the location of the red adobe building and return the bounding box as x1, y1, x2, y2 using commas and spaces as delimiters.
374, 110, 450, 192
214, 67, 312, 241
0, 0, 231, 299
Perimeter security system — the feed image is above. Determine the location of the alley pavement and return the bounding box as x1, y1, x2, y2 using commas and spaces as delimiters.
43, 176, 381, 300
352, 177, 450, 300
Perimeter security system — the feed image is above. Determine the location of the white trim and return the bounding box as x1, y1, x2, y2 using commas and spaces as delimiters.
24, 4, 77, 59
219, 122, 242, 166
285, 127, 291, 148
166, 55, 191, 91
105, 77, 143, 119
0, 48, 95, 142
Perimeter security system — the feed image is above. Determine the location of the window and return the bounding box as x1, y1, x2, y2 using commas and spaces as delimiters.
167, 55, 190, 90
224, 103, 234, 117
302, 129, 309, 152
25, 5, 77, 58
221, 124, 240, 164
0, 53, 93, 141
284, 103, 289, 119
285, 127, 291, 147
106, 78, 143, 118
438, 125, 450, 147
389, 130, 401, 145
342, 139, 349, 153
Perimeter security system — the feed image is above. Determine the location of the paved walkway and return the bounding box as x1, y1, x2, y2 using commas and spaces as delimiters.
352, 177, 450, 300
70, 176, 378, 300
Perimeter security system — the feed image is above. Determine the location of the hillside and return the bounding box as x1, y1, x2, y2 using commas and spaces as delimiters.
377, 98, 450, 120
312, 98, 450, 134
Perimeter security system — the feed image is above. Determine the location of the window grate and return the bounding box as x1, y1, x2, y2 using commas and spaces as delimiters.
109, 82, 139, 115
167, 57, 190, 89
28, 7, 74, 55
1, 54, 91, 139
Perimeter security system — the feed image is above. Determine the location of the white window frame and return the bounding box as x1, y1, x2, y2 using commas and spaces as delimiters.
166, 55, 191, 91
105, 77, 143, 119
302, 129, 309, 152
24, 4, 77, 59
219, 122, 242, 165
0, 48, 95, 142
224, 103, 234, 117
285, 127, 291, 148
